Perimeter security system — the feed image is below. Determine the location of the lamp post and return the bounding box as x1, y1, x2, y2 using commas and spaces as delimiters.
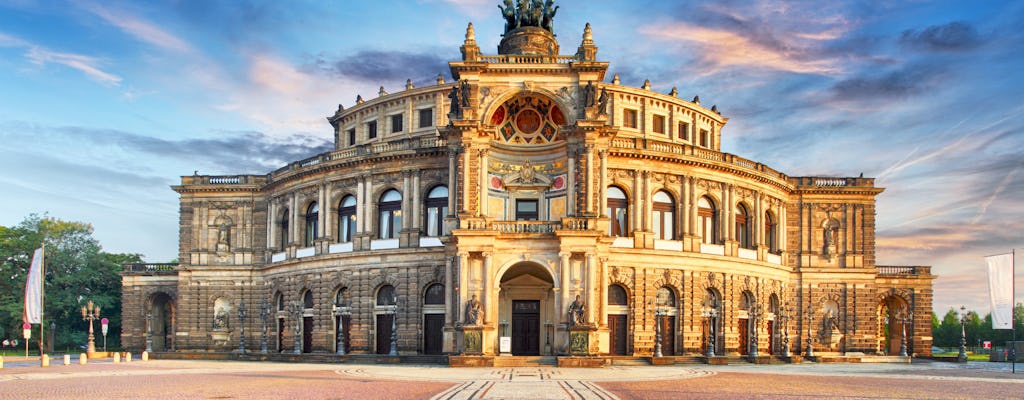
653, 306, 664, 358
81, 300, 100, 354
237, 300, 247, 354
748, 303, 763, 358
805, 309, 815, 358
333, 299, 349, 355
779, 304, 792, 357
700, 304, 719, 357
544, 320, 553, 355
389, 295, 399, 357
259, 299, 270, 354
896, 306, 913, 357
290, 301, 302, 355
145, 312, 153, 353
101, 318, 109, 352
958, 305, 968, 362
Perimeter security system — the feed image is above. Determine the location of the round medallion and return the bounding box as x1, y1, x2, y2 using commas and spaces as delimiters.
515, 109, 542, 133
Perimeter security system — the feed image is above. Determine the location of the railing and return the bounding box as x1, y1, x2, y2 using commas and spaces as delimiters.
607, 139, 790, 180
123, 263, 178, 273
267, 137, 446, 181
476, 54, 577, 64
791, 176, 876, 188
878, 266, 930, 276
492, 221, 560, 234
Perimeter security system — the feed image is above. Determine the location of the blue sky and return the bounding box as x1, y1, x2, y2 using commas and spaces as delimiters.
1, 0, 1022, 315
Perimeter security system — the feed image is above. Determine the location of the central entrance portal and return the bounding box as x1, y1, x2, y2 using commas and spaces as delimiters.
512, 300, 540, 355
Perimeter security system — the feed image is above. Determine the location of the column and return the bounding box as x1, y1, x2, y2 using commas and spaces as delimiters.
268, 201, 277, 250
289, 193, 298, 245
462, 145, 471, 213
445, 256, 454, 324
753, 191, 761, 246
779, 202, 787, 254
402, 172, 412, 230
559, 252, 571, 323
356, 179, 365, 233
688, 178, 697, 235
586, 254, 597, 324
482, 252, 492, 324
567, 145, 577, 216
448, 146, 459, 215
642, 171, 651, 231
585, 145, 594, 214
412, 171, 421, 230
632, 172, 641, 233
680, 175, 690, 238
365, 175, 374, 235
319, 184, 329, 240
599, 257, 609, 327
458, 253, 470, 325
599, 150, 608, 216
478, 148, 488, 217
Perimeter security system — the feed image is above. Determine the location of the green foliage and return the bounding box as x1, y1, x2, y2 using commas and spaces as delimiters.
932, 304, 1024, 352
0, 214, 142, 352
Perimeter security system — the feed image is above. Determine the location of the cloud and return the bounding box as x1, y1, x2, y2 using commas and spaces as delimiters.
828, 62, 948, 103
313, 50, 452, 85
78, 1, 192, 52
899, 21, 983, 53
24, 46, 122, 85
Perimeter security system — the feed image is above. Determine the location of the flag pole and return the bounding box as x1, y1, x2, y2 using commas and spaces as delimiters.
39, 243, 45, 357
1013, 249, 1016, 374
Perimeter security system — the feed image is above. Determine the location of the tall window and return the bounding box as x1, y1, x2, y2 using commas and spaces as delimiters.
652, 114, 666, 134
280, 208, 290, 249
367, 120, 377, 139
608, 284, 628, 305
424, 284, 444, 305
765, 211, 778, 254
338, 195, 356, 243
303, 290, 314, 309
390, 114, 403, 133
418, 108, 434, 128
347, 128, 356, 146
656, 286, 676, 307
607, 187, 629, 237
424, 186, 448, 237
677, 122, 689, 141
623, 109, 638, 128
379, 189, 402, 239
304, 202, 318, 247
700, 129, 709, 147
698, 196, 717, 244
652, 190, 675, 240
736, 203, 751, 249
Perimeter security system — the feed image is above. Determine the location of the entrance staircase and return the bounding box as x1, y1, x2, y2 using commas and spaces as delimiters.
493, 356, 557, 367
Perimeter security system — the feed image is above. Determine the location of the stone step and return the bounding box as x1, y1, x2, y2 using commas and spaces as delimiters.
493, 356, 557, 367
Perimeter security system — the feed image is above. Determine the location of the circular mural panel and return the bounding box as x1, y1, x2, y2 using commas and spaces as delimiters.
516, 109, 542, 133
489, 94, 565, 144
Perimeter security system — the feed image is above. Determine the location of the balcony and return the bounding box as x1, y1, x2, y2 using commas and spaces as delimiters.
877, 266, 931, 276
122, 263, 178, 275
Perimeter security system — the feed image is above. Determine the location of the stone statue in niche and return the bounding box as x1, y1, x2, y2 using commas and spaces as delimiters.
464, 294, 483, 325
822, 218, 839, 258
213, 303, 229, 330
568, 295, 587, 325
583, 81, 596, 108
459, 80, 471, 107
597, 88, 609, 115
447, 86, 462, 119
216, 224, 230, 252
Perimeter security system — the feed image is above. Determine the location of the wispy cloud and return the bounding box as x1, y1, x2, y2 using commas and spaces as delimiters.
899, 21, 983, 53
25, 46, 122, 85
78, 1, 192, 53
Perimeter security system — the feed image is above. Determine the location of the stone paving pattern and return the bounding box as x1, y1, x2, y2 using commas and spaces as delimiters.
1, 359, 1022, 399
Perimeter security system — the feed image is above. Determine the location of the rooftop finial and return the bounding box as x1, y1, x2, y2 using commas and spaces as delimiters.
379, 86, 388, 97
437, 73, 445, 84
465, 22, 476, 42
406, 79, 414, 90
583, 22, 593, 43
499, 0, 558, 34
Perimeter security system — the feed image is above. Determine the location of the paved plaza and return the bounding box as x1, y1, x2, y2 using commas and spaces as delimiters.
1, 357, 1022, 399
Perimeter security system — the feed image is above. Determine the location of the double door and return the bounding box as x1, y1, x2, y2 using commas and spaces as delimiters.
511, 300, 540, 355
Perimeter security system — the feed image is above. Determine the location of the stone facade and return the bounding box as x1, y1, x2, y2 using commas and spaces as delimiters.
121, 7, 934, 359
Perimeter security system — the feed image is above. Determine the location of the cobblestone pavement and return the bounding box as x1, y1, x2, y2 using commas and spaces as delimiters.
1, 359, 1022, 399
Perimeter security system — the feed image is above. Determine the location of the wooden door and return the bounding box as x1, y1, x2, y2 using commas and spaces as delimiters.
302, 316, 314, 353
608, 314, 628, 356
276, 319, 284, 352
738, 318, 749, 355
659, 316, 676, 356
376, 314, 394, 355
511, 300, 540, 355
424, 313, 444, 355
767, 320, 774, 355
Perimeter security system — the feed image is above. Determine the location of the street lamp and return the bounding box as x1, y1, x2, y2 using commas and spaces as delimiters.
237, 300, 247, 354
653, 305, 664, 358
145, 312, 153, 353
259, 299, 270, 354
389, 295, 400, 356
958, 305, 968, 362
333, 298, 350, 355
779, 303, 792, 357
805, 309, 815, 358
748, 303, 763, 358
700, 304, 719, 357
896, 306, 913, 357
290, 301, 303, 355
81, 300, 100, 353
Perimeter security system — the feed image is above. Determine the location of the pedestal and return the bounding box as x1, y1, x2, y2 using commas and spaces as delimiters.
462, 326, 484, 355
568, 324, 597, 356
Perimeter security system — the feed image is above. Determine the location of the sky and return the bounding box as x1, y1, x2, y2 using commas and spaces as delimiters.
1, 0, 1022, 316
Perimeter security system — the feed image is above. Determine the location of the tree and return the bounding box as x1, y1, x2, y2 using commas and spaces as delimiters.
0, 214, 142, 352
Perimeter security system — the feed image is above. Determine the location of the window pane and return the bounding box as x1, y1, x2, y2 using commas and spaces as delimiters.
427, 208, 439, 237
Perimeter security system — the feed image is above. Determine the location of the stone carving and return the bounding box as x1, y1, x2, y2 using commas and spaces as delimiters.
597, 89, 609, 115
822, 218, 840, 257
568, 295, 587, 325
583, 81, 596, 108
500, 0, 558, 33
447, 85, 462, 119
465, 294, 483, 325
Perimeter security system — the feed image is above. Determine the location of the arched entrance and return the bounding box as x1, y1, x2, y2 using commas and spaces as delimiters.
879, 295, 910, 355
498, 262, 554, 356
148, 292, 174, 351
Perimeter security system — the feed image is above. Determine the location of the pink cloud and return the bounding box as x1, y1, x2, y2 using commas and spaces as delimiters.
25, 46, 122, 86
79, 2, 192, 53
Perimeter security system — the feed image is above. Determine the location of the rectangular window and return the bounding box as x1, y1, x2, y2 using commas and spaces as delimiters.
515, 199, 539, 221
700, 129, 709, 147
677, 122, 689, 141
623, 109, 638, 129
652, 115, 666, 134
418, 108, 434, 128
390, 114, 403, 133
347, 129, 356, 146
367, 121, 377, 139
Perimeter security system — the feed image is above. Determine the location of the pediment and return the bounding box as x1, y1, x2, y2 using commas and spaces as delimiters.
500, 273, 553, 290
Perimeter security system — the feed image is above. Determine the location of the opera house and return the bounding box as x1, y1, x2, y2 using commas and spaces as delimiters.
122, 2, 934, 364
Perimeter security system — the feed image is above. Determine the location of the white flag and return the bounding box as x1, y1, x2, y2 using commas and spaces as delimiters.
986, 253, 1014, 330
24, 247, 43, 324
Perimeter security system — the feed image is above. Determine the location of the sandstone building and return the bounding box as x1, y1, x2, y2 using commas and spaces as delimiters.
121, 3, 934, 362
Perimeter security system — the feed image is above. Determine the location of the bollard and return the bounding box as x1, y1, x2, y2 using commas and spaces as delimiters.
113, 352, 121, 363
142, 351, 149, 361
1, 355, 4, 368
41, 354, 49, 367
64, 354, 71, 366
80, 353, 88, 365
125, 352, 132, 363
